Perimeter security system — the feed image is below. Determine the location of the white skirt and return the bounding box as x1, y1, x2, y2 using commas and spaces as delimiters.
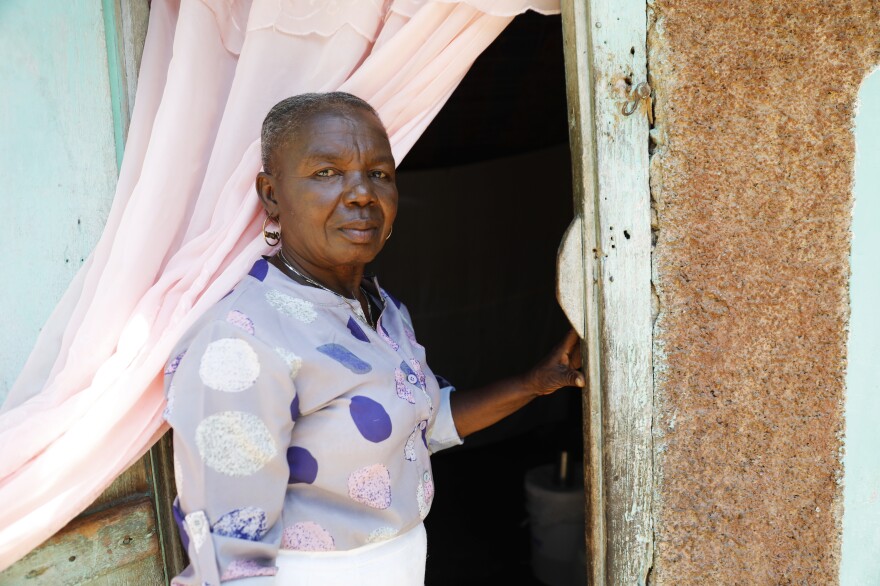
275, 523, 427, 586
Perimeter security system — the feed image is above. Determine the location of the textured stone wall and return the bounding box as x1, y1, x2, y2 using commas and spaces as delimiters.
648, 1, 880, 583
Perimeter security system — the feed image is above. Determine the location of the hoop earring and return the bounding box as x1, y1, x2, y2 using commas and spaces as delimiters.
385, 226, 393, 241
263, 216, 281, 246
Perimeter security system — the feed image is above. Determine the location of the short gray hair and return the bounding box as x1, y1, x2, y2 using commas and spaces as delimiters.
260, 92, 380, 173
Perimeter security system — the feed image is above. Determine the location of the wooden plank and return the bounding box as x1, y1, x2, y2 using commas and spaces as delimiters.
81, 458, 150, 516
150, 431, 188, 580
87, 555, 166, 586
586, 1, 653, 583
0, 498, 163, 585
560, 0, 653, 583
560, 1, 608, 582
102, 0, 149, 164
116, 0, 151, 143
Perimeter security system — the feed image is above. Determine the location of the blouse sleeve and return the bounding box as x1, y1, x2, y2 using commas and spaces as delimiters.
426, 376, 463, 453
164, 318, 296, 585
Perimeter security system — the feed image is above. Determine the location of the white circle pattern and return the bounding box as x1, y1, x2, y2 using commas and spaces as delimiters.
195, 411, 277, 476
199, 338, 260, 392
366, 526, 399, 543
266, 289, 317, 323
274, 346, 303, 380
173, 453, 183, 493
163, 382, 177, 421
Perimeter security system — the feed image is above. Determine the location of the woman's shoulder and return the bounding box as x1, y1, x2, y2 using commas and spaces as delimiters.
167, 261, 280, 357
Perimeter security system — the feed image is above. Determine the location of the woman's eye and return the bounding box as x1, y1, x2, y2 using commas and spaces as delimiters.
316, 169, 338, 177
370, 170, 389, 180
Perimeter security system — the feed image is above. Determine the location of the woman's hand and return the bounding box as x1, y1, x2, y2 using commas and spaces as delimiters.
523, 329, 585, 397
449, 330, 585, 438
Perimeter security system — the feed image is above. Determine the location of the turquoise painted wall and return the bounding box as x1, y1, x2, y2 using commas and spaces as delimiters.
0, 1, 119, 402
841, 68, 880, 586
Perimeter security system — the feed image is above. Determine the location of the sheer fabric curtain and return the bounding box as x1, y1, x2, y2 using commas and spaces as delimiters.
0, 0, 559, 570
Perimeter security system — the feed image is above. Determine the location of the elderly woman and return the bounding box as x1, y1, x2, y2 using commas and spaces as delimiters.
164, 92, 583, 585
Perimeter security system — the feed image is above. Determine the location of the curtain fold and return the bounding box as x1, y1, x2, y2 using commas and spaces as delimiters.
0, 0, 559, 570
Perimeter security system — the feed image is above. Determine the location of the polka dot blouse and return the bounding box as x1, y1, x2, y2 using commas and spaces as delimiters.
164, 258, 462, 585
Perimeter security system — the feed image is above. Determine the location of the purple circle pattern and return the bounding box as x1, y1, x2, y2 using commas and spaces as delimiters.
349, 396, 392, 443
287, 446, 318, 484
248, 258, 269, 281
316, 343, 372, 374
346, 317, 370, 343
290, 394, 300, 421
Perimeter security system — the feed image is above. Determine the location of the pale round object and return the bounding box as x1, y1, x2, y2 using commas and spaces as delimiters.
198, 338, 260, 392
196, 411, 277, 476
348, 464, 392, 509
226, 310, 255, 335
266, 290, 317, 323
282, 521, 335, 551
275, 346, 303, 380
173, 453, 183, 493
366, 526, 399, 543
163, 382, 177, 421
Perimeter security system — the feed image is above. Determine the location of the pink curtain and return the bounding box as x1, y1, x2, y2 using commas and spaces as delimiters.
0, 0, 559, 570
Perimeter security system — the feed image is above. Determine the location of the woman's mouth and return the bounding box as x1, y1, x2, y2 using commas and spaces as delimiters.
339, 225, 379, 244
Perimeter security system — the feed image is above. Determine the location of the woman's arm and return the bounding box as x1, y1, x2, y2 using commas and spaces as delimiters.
449, 330, 584, 438
165, 319, 295, 585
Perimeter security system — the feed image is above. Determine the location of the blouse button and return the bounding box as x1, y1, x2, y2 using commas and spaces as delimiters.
407, 374, 418, 385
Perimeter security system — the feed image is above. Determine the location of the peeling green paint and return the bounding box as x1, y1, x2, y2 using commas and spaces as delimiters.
0, 0, 119, 402
102, 0, 126, 170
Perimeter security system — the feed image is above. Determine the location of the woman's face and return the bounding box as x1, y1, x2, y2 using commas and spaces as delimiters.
258, 108, 398, 272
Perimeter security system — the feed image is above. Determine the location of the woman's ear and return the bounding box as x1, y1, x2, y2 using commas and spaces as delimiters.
255, 171, 279, 217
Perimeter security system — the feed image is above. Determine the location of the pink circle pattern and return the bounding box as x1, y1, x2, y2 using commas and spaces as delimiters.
348, 463, 392, 509
282, 521, 336, 551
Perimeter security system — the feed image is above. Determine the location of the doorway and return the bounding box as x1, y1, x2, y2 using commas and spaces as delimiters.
370, 12, 585, 584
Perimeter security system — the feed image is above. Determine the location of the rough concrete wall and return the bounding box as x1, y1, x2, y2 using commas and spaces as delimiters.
648, 1, 880, 583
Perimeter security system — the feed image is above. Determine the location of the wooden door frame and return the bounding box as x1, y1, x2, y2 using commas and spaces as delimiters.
559, 1, 654, 583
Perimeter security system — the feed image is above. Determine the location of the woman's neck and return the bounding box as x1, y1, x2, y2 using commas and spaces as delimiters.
274, 247, 364, 299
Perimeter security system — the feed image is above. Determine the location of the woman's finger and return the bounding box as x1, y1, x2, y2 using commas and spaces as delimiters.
560, 329, 580, 354
569, 367, 585, 388
559, 330, 583, 371
568, 339, 583, 370
536, 365, 585, 395
553, 330, 580, 364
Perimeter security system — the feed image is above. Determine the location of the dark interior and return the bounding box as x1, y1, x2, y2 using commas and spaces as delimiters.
370, 12, 585, 585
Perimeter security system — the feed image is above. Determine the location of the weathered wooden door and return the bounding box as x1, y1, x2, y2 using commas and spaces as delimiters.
557, 1, 653, 583
0, 1, 185, 584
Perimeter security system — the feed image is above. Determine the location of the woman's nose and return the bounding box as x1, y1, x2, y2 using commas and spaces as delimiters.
344, 174, 376, 206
